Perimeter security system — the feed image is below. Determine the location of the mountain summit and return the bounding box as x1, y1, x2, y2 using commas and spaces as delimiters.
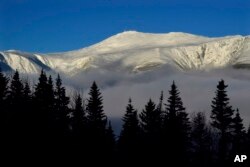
0, 31, 250, 75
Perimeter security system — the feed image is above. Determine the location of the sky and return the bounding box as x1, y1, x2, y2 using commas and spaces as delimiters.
0, 0, 250, 52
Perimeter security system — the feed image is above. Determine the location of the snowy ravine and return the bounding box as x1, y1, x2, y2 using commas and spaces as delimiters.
1, 31, 250, 75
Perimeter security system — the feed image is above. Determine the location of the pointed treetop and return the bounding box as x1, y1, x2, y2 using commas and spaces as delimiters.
13, 70, 20, 80
171, 80, 176, 89
233, 108, 245, 132
217, 79, 228, 90
86, 81, 106, 131
48, 75, 53, 85
0, 68, 9, 101
149, 98, 153, 102
91, 81, 98, 89
140, 98, 161, 135
210, 79, 234, 135
11, 70, 23, 88
128, 97, 132, 104
119, 97, 140, 144
24, 81, 31, 94
157, 91, 164, 112
160, 91, 163, 100
166, 81, 185, 115
38, 69, 47, 83
236, 108, 240, 114
40, 69, 46, 77
56, 74, 62, 86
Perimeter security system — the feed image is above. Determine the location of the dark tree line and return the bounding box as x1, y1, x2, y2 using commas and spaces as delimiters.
0, 69, 249, 166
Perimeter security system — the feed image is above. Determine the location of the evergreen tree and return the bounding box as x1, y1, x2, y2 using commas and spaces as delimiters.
55, 75, 69, 113
140, 98, 161, 137
247, 125, 250, 142
8, 70, 24, 104
118, 98, 140, 162
71, 93, 86, 151
0, 69, 9, 130
54, 74, 70, 137
23, 81, 31, 102
6, 70, 28, 153
72, 93, 86, 135
47, 76, 55, 112
157, 91, 164, 114
67, 93, 87, 161
246, 125, 250, 163
139, 98, 162, 163
0, 68, 9, 160
232, 109, 245, 154
87, 82, 106, 129
191, 112, 212, 167
0, 68, 8, 105
33, 70, 54, 139
164, 81, 190, 165
22, 81, 33, 132
106, 121, 116, 156
34, 70, 48, 101
33, 69, 47, 134
156, 91, 164, 129
86, 81, 107, 154
33, 70, 54, 119
210, 79, 234, 165
8, 70, 24, 126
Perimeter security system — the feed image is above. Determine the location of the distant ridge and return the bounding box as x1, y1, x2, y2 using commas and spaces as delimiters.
0, 31, 249, 76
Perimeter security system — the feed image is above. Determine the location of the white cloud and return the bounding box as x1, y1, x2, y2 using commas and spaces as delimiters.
62, 66, 250, 134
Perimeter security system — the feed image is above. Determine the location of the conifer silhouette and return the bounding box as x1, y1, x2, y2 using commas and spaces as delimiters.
54, 74, 70, 137
86, 81, 107, 157
71, 93, 87, 155
0, 69, 249, 166
210, 79, 234, 165
7, 71, 24, 131
118, 98, 140, 162
0, 69, 9, 144
163, 81, 190, 165
72, 93, 86, 137
0, 68, 8, 105
106, 121, 116, 157
140, 98, 162, 163
232, 109, 246, 155
191, 112, 212, 167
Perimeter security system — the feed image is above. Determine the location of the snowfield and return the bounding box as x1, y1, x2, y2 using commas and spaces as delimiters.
1, 31, 250, 75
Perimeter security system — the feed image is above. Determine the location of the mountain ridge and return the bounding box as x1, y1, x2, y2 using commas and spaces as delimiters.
0, 31, 250, 75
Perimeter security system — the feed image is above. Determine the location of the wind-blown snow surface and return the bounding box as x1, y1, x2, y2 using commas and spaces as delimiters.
1, 31, 250, 132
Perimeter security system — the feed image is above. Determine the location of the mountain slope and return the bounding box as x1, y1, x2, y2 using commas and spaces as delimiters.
0, 31, 250, 75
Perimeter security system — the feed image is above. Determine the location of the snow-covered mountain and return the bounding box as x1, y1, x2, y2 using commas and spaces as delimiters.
1, 31, 250, 76
1, 31, 250, 122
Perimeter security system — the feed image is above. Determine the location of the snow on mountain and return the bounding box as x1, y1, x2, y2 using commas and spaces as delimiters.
0, 31, 250, 75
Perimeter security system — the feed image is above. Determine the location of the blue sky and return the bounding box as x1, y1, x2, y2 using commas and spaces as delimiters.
0, 0, 249, 52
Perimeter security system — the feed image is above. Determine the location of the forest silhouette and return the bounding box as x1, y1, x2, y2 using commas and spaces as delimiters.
0, 69, 249, 166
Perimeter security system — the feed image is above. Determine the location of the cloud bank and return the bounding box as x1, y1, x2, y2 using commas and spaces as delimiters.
60, 66, 250, 134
